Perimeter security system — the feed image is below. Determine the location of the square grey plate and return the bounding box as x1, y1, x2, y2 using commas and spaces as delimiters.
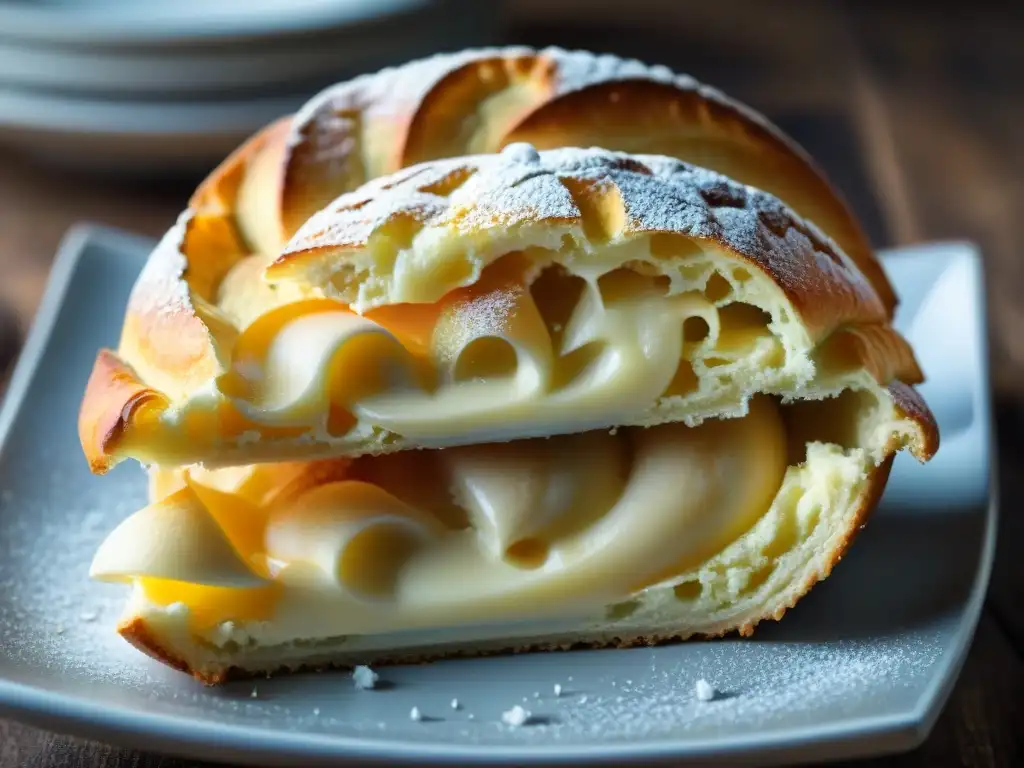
0, 226, 994, 767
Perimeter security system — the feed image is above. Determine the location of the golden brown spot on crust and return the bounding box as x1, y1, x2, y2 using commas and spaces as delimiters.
281, 109, 368, 238
190, 116, 291, 216
402, 55, 556, 166
888, 381, 940, 461
559, 177, 626, 243
78, 350, 164, 474
417, 166, 477, 197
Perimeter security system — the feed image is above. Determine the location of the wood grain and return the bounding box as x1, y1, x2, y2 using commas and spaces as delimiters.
840, 0, 1024, 657
843, 1, 1024, 399
0, 0, 1021, 765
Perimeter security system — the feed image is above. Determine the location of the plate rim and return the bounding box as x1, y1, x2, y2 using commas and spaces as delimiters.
0, 0, 430, 47
0, 89, 307, 136
0, 226, 997, 766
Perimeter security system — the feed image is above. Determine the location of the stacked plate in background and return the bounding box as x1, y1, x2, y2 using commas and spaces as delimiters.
0, 0, 503, 175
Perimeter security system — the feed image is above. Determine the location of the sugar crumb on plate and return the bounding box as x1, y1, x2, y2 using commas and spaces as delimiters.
352, 665, 379, 690
695, 678, 717, 702
501, 705, 532, 727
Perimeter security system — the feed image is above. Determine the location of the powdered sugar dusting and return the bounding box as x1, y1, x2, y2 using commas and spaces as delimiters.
0, 454, 151, 691
557, 633, 941, 742
282, 144, 880, 327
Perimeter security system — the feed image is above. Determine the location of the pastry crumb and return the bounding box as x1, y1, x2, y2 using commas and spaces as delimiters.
501, 705, 532, 727
352, 665, 379, 690
695, 678, 717, 702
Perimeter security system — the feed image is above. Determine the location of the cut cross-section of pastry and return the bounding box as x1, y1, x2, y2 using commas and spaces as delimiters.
92, 386, 936, 684
78, 46, 941, 687
79, 144, 922, 471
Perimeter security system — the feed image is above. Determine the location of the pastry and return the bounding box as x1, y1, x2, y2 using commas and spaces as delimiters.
78, 49, 938, 684
78, 47, 903, 472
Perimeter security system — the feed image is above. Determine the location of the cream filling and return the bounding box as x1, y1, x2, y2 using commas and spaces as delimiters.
192, 256, 790, 448
93, 397, 804, 645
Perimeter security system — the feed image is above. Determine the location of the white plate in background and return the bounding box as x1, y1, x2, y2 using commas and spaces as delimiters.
0, 88, 305, 174
0, 0, 426, 45
0, 0, 498, 94
0, 0, 500, 173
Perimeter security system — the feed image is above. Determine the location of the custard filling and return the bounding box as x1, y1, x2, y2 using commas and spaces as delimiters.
92, 392, 890, 649
115, 237, 819, 465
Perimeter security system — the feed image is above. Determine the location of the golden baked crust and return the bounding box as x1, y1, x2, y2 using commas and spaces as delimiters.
78, 47, 924, 473
115, 454, 895, 686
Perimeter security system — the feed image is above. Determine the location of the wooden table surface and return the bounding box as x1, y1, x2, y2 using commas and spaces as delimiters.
1, 1, 1021, 765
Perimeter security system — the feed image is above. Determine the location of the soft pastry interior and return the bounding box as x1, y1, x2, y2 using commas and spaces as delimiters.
93, 387, 926, 683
